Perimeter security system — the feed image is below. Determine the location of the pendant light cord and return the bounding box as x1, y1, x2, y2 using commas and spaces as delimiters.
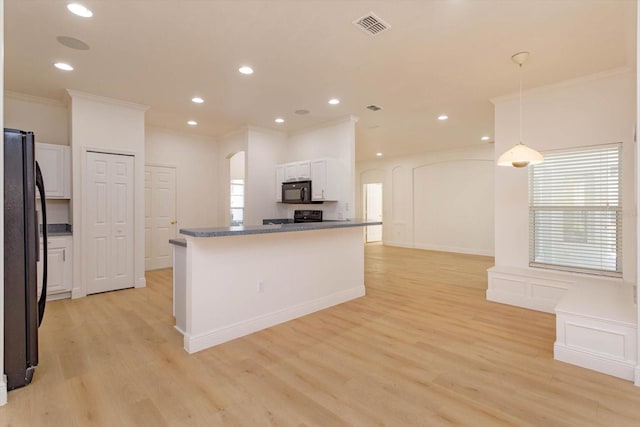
519, 63, 523, 145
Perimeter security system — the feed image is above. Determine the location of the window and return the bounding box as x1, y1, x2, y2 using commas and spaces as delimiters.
529, 145, 621, 277
230, 179, 244, 226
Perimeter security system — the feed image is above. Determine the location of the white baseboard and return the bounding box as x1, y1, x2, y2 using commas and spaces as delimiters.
555, 343, 636, 381
184, 286, 365, 354
635, 365, 640, 386
414, 243, 494, 257
486, 289, 558, 313
0, 375, 7, 406
135, 277, 146, 288
383, 241, 413, 248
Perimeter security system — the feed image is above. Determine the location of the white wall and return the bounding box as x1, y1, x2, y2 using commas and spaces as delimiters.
4, 91, 68, 145
493, 69, 636, 281
145, 127, 219, 229
357, 144, 495, 256
286, 116, 358, 220
1, 0, 7, 407
68, 90, 148, 298
246, 127, 287, 224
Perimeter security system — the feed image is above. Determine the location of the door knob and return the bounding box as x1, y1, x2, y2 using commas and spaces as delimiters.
171, 220, 177, 224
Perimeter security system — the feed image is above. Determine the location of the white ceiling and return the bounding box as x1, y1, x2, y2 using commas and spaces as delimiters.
4, 0, 637, 161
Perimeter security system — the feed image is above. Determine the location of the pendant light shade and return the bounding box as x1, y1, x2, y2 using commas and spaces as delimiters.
497, 143, 544, 168
497, 52, 543, 168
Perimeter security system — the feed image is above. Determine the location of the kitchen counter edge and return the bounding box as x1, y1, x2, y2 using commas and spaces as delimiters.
179, 219, 382, 238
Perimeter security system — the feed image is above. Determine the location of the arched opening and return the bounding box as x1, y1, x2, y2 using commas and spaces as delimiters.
229, 151, 245, 226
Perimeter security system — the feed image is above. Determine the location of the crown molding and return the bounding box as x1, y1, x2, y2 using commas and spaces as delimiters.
491, 66, 633, 105
4, 90, 67, 107
288, 115, 360, 137
66, 89, 149, 111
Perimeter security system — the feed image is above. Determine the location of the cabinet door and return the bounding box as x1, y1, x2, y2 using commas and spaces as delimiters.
35, 143, 71, 198
36, 143, 65, 197
310, 160, 326, 200
284, 163, 298, 181
37, 237, 73, 297
275, 165, 285, 202
46, 246, 67, 294
297, 161, 311, 179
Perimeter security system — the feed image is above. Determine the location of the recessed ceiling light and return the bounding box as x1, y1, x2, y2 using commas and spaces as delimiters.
238, 66, 254, 75
67, 3, 93, 18
328, 98, 340, 105
376, 152, 383, 157
481, 136, 491, 141
187, 120, 198, 126
192, 97, 204, 104
274, 118, 285, 124
437, 115, 448, 121
54, 62, 73, 71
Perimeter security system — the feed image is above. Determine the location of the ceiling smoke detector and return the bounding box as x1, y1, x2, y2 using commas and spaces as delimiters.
294, 109, 310, 115
353, 12, 391, 36
366, 104, 383, 112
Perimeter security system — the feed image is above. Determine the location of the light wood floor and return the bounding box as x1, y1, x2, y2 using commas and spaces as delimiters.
2, 245, 640, 426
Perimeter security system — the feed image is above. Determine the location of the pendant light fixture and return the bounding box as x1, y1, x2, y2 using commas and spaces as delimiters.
497, 52, 544, 168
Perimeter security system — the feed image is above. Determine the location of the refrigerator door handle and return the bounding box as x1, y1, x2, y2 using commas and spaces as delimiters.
35, 161, 48, 326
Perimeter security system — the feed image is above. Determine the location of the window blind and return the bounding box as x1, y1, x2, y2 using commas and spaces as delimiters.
529, 145, 621, 277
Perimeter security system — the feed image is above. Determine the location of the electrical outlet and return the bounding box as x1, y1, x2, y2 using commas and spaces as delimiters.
345, 202, 350, 211
257, 281, 264, 293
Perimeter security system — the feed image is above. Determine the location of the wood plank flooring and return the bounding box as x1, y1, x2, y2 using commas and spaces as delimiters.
2, 244, 640, 426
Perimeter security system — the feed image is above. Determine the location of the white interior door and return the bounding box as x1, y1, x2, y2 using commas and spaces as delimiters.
364, 183, 383, 243
86, 151, 134, 294
144, 165, 177, 270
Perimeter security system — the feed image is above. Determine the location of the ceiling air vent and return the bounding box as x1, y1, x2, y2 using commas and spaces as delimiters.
366, 104, 383, 112
353, 12, 391, 36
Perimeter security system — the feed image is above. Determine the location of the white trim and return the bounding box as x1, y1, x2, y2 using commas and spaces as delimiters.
183, 286, 365, 354
554, 343, 636, 381
0, 375, 6, 406
414, 243, 494, 257
66, 89, 149, 111
491, 67, 633, 104
4, 90, 67, 107
383, 241, 414, 249
145, 162, 176, 169
135, 277, 146, 288
635, 365, 640, 386
288, 115, 360, 137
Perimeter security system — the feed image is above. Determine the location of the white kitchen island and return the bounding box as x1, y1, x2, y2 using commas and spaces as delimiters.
170, 219, 381, 354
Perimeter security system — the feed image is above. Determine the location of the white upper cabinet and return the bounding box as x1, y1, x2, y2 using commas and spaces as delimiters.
310, 158, 341, 201
284, 161, 311, 182
276, 158, 343, 202
35, 142, 71, 199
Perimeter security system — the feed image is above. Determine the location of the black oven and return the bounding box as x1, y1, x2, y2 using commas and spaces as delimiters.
282, 180, 315, 204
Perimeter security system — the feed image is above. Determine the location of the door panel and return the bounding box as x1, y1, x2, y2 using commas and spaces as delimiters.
145, 165, 177, 270
86, 151, 134, 294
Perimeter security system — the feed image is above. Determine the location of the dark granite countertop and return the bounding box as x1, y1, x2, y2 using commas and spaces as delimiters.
169, 238, 187, 247
41, 223, 72, 237
180, 219, 382, 238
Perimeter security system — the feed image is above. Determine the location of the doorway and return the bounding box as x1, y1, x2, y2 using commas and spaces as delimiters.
85, 151, 135, 294
363, 183, 383, 242
229, 151, 245, 226
144, 165, 177, 271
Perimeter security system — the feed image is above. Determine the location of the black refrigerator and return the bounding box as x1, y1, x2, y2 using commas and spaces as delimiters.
4, 128, 48, 390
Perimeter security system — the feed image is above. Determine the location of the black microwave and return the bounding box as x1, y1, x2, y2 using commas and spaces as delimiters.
282, 180, 320, 204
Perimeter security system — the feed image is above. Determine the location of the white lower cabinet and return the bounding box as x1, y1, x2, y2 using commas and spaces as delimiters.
38, 235, 73, 300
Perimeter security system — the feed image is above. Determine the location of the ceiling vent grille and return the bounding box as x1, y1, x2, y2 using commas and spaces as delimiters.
366, 104, 383, 112
353, 12, 391, 36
